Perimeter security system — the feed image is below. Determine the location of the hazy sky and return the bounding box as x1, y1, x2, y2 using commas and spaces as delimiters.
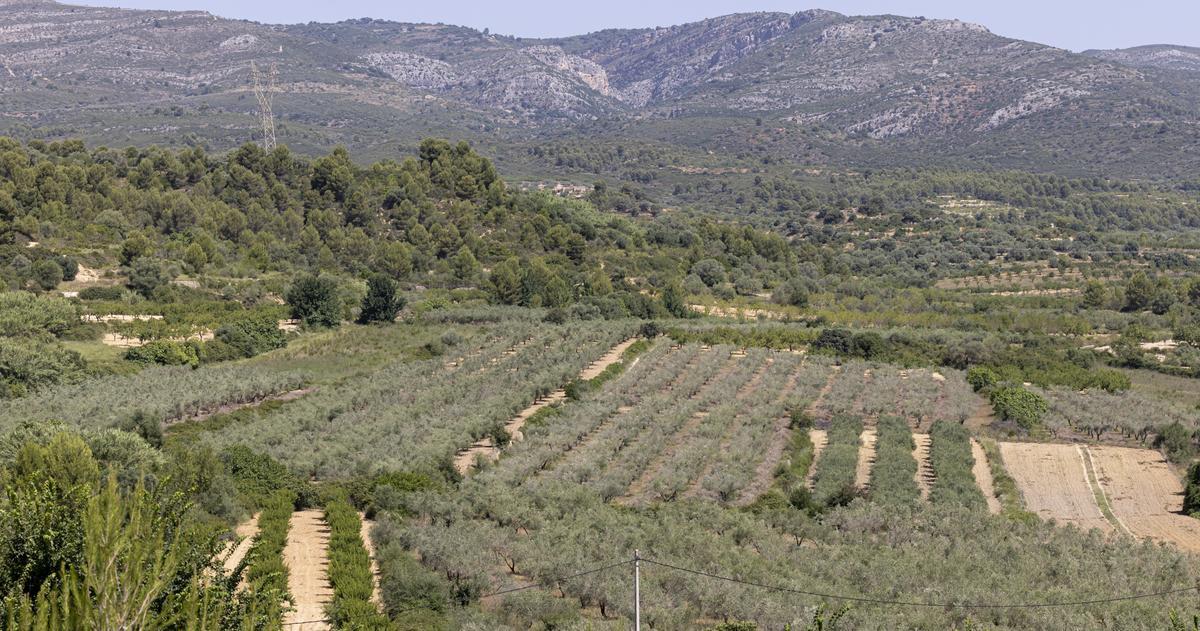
73, 0, 1200, 51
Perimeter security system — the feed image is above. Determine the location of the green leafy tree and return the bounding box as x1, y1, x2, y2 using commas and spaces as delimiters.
126, 258, 171, 297
183, 243, 208, 274
29, 260, 62, 291
488, 258, 524, 306
119, 233, 152, 266
1081, 281, 1106, 309
451, 245, 480, 282
286, 274, 342, 328
1124, 272, 1154, 312
358, 273, 403, 324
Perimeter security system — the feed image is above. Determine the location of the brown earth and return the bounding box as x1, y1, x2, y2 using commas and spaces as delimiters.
1088, 445, 1200, 552
281, 510, 333, 630
912, 433, 933, 501
358, 512, 383, 605
970, 439, 1002, 514
221, 513, 261, 575
998, 442, 1112, 532
805, 429, 829, 489
854, 429, 877, 491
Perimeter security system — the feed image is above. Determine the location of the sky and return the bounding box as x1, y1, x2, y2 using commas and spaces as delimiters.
72, 0, 1200, 51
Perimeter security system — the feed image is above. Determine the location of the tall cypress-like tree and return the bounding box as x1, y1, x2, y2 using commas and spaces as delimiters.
358, 273, 402, 324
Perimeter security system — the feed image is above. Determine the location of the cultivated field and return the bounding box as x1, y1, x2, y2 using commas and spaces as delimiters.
1090, 446, 1200, 552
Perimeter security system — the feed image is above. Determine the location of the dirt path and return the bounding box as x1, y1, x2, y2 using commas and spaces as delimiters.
998, 442, 1112, 532
282, 510, 333, 630
805, 429, 829, 489
970, 439, 1002, 514
454, 338, 639, 474
1089, 445, 1200, 552
912, 434, 934, 501
221, 513, 261, 575
854, 429, 877, 491
358, 513, 383, 605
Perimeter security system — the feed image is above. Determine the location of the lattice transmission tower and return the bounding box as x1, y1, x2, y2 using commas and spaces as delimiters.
250, 61, 278, 151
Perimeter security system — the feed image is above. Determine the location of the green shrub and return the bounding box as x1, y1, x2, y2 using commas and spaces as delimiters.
123, 340, 199, 367
324, 497, 392, 628
966, 366, 999, 392
358, 273, 403, 325
215, 313, 288, 358
0, 291, 77, 337
78, 286, 126, 301
0, 337, 85, 397
928, 421, 986, 511
869, 417, 920, 506
989, 386, 1048, 430
811, 414, 863, 506
287, 275, 341, 328
242, 489, 296, 624
1183, 462, 1200, 517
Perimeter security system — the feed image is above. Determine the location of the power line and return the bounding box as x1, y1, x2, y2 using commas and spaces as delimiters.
640, 556, 1200, 609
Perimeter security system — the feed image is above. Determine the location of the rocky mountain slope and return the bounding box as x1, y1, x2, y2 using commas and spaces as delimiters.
1, 1, 1198, 178
1085, 45, 1200, 74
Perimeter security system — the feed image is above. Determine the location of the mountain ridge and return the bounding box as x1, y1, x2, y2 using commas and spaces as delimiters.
1, 1, 1198, 178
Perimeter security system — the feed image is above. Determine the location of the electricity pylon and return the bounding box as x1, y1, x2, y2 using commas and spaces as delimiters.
250, 61, 278, 151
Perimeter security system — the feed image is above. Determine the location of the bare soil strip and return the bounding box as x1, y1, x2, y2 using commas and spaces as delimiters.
221, 513, 261, 576
998, 442, 1112, 532
854, 429, 878, 491
282, 510, 334, 630
454, 338, 639, 474
969, 439, 1002, 514
1079, 446, 1130, 534
358, 512, 383, 605
805, 429, 829, 489
1089, 445, 1200, 552
912, 434, 934, 501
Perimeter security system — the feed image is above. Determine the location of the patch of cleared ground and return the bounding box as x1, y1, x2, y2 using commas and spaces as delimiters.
998, 442, 1112, 532
1089, 445, 1200, 552
282, 510, 333, 630
970, 439, 1002, 514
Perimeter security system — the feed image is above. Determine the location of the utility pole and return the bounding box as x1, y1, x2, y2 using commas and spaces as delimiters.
633, 549, 641, 631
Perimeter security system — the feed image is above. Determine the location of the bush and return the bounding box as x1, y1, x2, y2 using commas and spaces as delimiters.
928, 421, 986, 510
0, 291, 77, 337
215, 313, 288, 358
989, 386, 1048, 430
811, 414, 863, 506
324, 497, 391, 628
30, 259, 63, 290
287, 274, 341, 328
869, 417, 920, 506
0, 337, 86, 397
1183, 462, 1200, 517
966, 366, 999, 392
126, 257, 172, 296
78, 286, 125, 301
123, 340, 199, 367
